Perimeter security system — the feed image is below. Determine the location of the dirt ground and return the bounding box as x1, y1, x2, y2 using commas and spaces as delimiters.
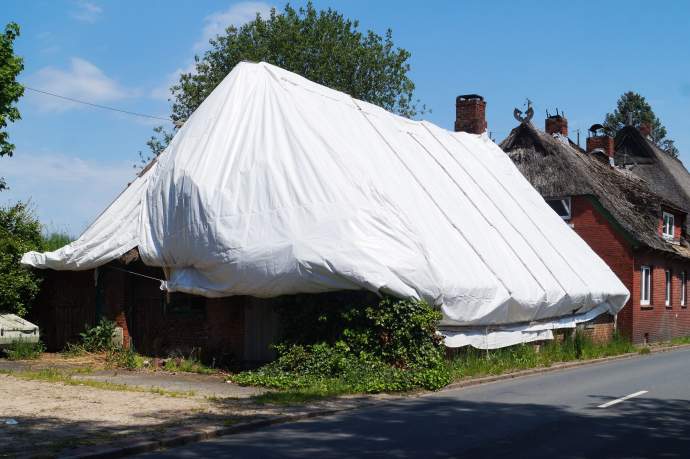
0, 360, 371, 458
0, 373, 216, 457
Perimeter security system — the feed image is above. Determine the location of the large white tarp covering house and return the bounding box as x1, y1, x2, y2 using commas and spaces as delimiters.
22, 62, 629, 348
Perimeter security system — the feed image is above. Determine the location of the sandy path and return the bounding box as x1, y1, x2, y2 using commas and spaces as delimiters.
0, 373, 211, 457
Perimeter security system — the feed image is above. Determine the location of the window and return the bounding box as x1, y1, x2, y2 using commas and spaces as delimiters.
164, 292, 206, 317
547, 197, 572, 221
682, 272, 687, 307
640, 266, 651, 306
665, 269, 672, 307
663, 212, 675, 240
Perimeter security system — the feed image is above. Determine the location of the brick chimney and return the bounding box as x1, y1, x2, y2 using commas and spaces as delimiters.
586, 135, 614, 157
545, 114, 568, 136
455, 94, 487, 134
587, 124, 615, 165
639, 122, 652, 138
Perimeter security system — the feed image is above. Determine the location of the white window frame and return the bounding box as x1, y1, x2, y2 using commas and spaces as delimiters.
546, 197, 572, 221
641, 266, 651, 306
665, 269, 672, 307
682, 272, 686, 307
663, 212, 675, 240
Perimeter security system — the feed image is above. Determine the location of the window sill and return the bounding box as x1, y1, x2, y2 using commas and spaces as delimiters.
640, 305, 653, 310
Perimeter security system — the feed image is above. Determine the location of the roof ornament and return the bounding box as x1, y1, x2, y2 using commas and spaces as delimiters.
513, 98, 534, 123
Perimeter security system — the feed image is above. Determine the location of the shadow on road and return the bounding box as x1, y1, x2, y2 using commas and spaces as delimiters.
137, 394, 690, 458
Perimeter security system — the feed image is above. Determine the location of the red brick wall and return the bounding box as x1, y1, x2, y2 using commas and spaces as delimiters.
455, 96, 486, 134
586, 136, 614, 156
631, 252, 690, 343
580, 313, 615, 344
545, 115, 568, 136
569, 196, 634, 338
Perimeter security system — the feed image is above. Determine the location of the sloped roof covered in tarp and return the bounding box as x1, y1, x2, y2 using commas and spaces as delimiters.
22, 62, 629, 348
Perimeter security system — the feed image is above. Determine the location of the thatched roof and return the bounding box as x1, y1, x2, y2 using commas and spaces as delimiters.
614, 126, 690, 216
500, 122, 690, 258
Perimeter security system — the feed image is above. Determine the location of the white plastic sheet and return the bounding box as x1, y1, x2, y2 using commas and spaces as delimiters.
22, 62, 629, 348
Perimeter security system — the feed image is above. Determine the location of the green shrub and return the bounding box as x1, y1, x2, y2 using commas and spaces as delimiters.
0, 203, 43, 317
234, 297, 451, 395
78, 318, 117, 352
106, 347, 145, 369
276, 296, 445, 369
42, 232, 72, 252
2, 339, 45, 360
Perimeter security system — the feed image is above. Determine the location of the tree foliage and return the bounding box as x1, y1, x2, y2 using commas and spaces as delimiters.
140, 3, 421, 166
0, 22, 25, 190
604, 91, 679, 158
135, 125, 175, 169
0, 203, 43, 317
172, 2, 420, 122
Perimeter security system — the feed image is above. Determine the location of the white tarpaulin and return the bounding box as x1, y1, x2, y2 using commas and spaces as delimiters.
22, 62, 629, 348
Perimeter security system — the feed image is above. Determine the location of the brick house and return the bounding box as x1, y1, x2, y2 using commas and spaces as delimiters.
496, 113, 690, 344
31, 253, 375, 365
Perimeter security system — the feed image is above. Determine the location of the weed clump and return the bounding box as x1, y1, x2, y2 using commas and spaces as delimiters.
233, 297, 451, 397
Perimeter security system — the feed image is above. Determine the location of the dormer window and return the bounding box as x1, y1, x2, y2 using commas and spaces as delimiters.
547, 197, 571, 221
662, 212, 675, 240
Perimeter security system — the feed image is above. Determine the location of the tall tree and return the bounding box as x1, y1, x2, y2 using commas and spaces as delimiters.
0, 22, 24, 190
140, 2, 421, 166
604, 91, 679, 158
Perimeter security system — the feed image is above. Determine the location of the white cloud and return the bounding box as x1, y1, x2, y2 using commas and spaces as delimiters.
72, 0, 103, 23
150, 62, 196, 101
194, 1, 273, 51
0, 152, 134, 235
27, 57, 139, 112
149, 2, 272, 102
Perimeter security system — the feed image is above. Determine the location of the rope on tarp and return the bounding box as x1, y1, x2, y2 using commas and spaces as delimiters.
105, 265, 166, 283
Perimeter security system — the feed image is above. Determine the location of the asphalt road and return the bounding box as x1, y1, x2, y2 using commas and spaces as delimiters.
136, 347, 690, 458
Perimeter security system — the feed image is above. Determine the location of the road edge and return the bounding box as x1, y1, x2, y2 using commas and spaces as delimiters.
60, 342, 690, 458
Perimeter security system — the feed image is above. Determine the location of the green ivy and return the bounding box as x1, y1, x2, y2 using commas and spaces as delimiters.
234, 296, 451, 393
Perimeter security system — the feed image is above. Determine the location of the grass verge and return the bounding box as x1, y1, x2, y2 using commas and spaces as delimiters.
446, 332, 636, 380
240, 332, 641, 405
0, 368, 195, 398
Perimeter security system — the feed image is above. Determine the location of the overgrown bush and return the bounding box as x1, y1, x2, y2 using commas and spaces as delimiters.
2, 339, 45, 360
234, 296, 451, 394
77, 318, 117, 352
0, 203, 43, 317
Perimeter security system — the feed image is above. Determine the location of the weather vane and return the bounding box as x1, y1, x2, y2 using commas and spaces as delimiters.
513, 98, 534, 123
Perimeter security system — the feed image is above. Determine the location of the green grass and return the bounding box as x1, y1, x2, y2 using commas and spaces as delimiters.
163, 357, 215, 374
669, 335, 690, 346
2, 339, 45, 360
2, 368, 195, 397
447, 331, 636, 380
251, 385, 349, 405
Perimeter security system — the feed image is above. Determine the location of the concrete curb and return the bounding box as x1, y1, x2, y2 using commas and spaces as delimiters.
60, 342, 690, 458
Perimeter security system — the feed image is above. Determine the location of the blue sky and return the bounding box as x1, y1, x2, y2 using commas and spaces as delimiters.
2, 0, 690, 235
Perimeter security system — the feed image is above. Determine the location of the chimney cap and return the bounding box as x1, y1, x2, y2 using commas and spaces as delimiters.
456, 94, 484, 102
588, 123, 605, 133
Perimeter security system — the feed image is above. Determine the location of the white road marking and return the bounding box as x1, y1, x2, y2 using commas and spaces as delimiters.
597, 390, 648, 408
